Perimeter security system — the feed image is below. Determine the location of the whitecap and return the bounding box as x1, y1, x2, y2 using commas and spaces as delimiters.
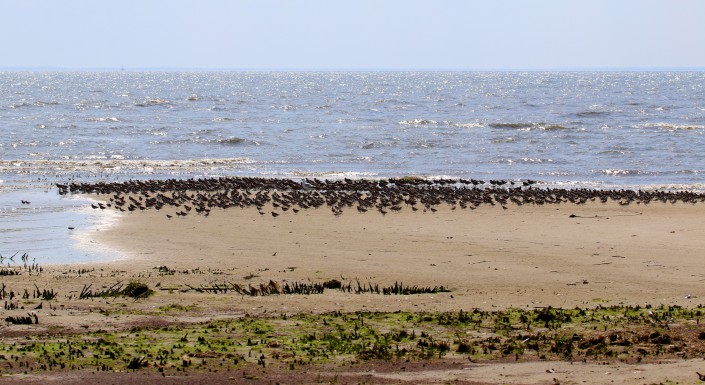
638, 122, 705, 131
601, 169, 644, 176
445, 121, 484, 128
88, 117, 121, 123
490, 122, 572, 131
0, 158, 256, 174
398, 119, 437, 126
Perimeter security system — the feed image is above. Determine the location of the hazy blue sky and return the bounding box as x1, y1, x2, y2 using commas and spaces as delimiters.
2, 0, 704, 70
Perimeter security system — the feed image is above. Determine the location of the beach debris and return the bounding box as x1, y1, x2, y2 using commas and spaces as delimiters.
5, 313, 38, 325
181, 279, 449, 296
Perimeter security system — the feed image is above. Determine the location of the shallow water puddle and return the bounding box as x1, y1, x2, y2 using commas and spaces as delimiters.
0, 188, 119, 264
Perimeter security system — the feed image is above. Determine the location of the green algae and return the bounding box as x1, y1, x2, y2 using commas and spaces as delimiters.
1, 304, 704, 375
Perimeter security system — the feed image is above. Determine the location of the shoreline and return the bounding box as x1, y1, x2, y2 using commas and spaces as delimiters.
66, 176, 705, 311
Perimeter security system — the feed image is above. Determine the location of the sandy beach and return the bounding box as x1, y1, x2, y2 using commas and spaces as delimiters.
93, 198, 705, 312
2, 180, 705, 384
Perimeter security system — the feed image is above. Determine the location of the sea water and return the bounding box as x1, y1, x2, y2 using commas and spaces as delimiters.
1, 71, 704, 263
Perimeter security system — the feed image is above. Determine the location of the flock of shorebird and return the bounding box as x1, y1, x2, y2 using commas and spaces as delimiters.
56, 177, 705, 218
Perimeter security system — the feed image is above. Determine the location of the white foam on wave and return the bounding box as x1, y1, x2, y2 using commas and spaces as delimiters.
0, 158, 256, 174
447, 122, 484, 128
601, 169, 644, 176
289, 171, 379, 180
87, 117, 121, 123
398, 119, 437, 126
542, 180, 705, 193
637, 123, 705, 131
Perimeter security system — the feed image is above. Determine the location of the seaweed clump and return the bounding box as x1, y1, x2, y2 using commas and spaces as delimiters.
121, 281, 154, 299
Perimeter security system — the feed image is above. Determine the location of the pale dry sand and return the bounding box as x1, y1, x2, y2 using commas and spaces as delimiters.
91, 200, 705, 312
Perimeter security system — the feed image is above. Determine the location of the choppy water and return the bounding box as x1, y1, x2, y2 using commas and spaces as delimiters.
1, 71, 704, 263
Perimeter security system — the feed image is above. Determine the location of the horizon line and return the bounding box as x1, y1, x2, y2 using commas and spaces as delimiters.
2, 66, 705, 72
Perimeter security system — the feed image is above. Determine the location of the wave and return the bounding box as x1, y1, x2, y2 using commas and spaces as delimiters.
0, 158, 256, 174
638, 123, 705, 130
603, 168, 703, 178
490, 137, 515, 144
493, 157, 554, 164
289, 171, 379, 179
87, 117, 121, 123
674, 169, 702, 175
575, 110, 611, 117
135, 98, 171, 107
490, 122, 533, 129
444, 121, 484, 128
7, 100, 62, 108
490, 122, 573, 131
601, 169, 652, 177
398, 119, 437, 126
216, 137, 246, 146
8, 101, 33, 109
153, 137, 254, 146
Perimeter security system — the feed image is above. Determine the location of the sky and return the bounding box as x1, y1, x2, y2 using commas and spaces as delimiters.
2, 0, 704, 70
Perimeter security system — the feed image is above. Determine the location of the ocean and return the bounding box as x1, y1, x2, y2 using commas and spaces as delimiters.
1, 71, 704, 263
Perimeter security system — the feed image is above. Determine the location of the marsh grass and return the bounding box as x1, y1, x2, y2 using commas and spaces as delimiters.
1, 304, 704, 375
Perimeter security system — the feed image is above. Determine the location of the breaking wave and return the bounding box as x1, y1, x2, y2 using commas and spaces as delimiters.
490, 122, 573, 131
637, 123, 705, 131
575, 110, 611, 117
445, 121, 484, 128
87, 117, 121, 123
0, 158, 255, 174
135, 98, 171, 107
399, 119, 437, 126
216, 137, 247, 145
493, 157, 554, 164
